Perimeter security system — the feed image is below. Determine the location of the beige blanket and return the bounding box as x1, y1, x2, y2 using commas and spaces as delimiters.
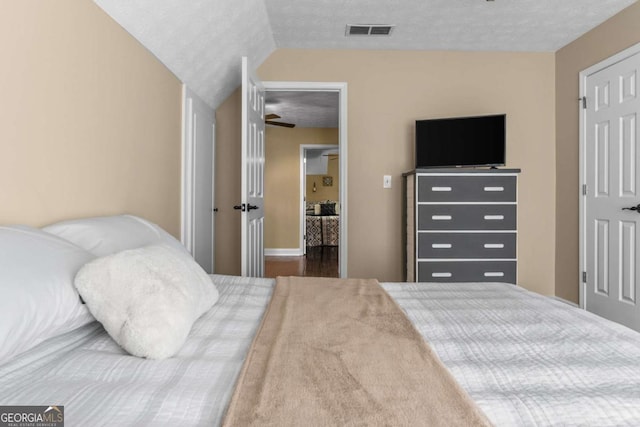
222, 276, 492, 427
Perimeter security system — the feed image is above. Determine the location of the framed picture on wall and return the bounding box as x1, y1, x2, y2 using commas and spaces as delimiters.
322, 176, 333, 186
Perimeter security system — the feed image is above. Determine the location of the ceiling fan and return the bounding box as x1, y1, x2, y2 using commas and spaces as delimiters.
265, 113, 295, 128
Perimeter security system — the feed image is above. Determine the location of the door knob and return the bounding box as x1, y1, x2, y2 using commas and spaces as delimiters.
247, 204, 259, 211
233, 204, 246, 212
621, 203, 640, 212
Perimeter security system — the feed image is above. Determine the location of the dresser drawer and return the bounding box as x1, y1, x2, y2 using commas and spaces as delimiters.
417, 175, 516, 203
418, 232, 516, 259
417, 261, 516, 283
418, 205, 516, 230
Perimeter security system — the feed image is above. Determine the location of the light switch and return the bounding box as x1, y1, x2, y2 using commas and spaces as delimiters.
383, 175, 392, 189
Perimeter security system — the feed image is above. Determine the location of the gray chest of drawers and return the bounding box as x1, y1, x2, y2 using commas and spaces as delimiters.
403, 169, 520, 283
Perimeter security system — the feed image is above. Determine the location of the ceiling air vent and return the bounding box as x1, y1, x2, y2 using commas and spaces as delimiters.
346, 24, 395, 36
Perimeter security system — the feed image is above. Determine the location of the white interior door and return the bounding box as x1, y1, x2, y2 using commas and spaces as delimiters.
583, 47, 640, 331
240, 57, 265, 277
182, 86, 215, 273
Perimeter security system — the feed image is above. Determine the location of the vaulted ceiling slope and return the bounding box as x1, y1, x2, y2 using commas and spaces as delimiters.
94, 0, 636, 110
93, 0, 276, 110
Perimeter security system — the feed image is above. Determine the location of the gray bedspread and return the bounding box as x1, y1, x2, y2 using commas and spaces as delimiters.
382, 281, 640, 426
0, 275, 273, 427
2, 277, 640, 426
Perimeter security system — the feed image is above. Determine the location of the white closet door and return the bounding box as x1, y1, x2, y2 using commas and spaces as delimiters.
583, 48, 640, 331
182, 86, 215, 273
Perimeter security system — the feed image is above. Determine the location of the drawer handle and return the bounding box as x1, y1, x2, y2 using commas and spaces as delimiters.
432, 215, 452, 220
484, 243, 505, 249
432, 187, 452, 192
432, 243, 452, 249
484, 272, 505, 277
484, 215, 504, 220
432, 272, 452, 278
484, 186, 504, 192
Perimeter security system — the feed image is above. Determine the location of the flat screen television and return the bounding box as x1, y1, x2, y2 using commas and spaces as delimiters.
415, 114, 506, 168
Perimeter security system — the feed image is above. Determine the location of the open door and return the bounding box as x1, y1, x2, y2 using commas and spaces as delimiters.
239, 57, 265, 277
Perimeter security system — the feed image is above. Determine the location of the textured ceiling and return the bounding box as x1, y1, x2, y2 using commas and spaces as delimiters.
93, 0, 637, 111
266, 91, 339, 128
266, 0, 637, 52
93, 0, 276, 110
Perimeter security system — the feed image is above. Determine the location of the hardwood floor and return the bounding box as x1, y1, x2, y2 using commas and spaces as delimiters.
265, 246, 339, 278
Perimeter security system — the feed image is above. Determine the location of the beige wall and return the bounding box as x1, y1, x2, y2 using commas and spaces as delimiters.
555, 2, 640, 303
0, 0, 182, 236
265, 127, 339, 249
249, 49, 555, 292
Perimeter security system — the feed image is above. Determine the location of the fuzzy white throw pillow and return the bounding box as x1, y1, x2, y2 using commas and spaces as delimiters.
75, 244, 219, 359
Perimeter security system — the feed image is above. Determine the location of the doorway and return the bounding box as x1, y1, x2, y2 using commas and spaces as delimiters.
262, 82, 348, 278
301, 145, 339, 252
299, 145, 340, 277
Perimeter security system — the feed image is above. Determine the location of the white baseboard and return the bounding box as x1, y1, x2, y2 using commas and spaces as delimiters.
265, 248, 303, 257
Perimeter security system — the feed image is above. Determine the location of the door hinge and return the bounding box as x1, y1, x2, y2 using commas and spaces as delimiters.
582, 184, 588, 196
579, 96, 587, 109
582, 271, 587, 283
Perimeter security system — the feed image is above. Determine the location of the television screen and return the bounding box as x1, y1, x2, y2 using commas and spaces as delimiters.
415, 114, 506, 168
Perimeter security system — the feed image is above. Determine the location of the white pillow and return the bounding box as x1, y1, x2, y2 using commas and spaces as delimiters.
43, 214, 187, 256
0, 226, 95, 364
74, 244, 219, 359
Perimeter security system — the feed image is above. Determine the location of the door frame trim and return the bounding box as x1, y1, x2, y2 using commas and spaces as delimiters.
579, 41, 640, 309
263, 81, 348, 278
181, 84, 195, 253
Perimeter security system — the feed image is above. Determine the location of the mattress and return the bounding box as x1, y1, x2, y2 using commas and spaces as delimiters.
1, 277, 640, 426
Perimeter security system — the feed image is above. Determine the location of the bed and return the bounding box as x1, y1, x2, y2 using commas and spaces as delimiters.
306, 201, 339, 247
2, 215, 640, 426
